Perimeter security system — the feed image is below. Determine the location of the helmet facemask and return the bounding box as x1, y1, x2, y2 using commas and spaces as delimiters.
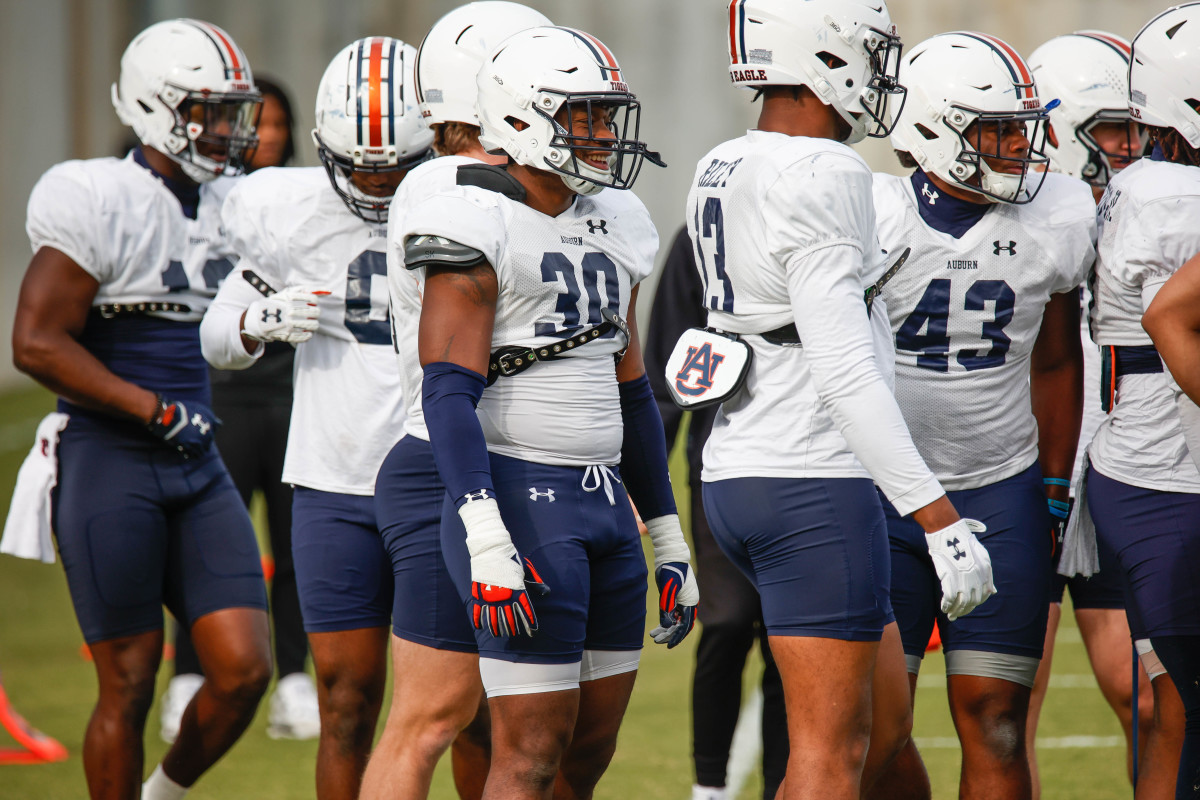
314, 133, 431, 224
535, 91, 661, 196
943, 108, 1052, 204
854, 26, 907, 140
170, 92, 261, 182
1074, 113, 1148, 184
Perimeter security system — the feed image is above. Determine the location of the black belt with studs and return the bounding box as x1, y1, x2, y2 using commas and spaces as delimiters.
97, 301, 193, 318
487, 308, 630, 386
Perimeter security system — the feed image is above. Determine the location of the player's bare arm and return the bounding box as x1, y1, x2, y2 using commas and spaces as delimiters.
1144, 250, 1200, 403
13, 246, 158, 424
418, 260, 498, 372
1031, 290, 1085, 500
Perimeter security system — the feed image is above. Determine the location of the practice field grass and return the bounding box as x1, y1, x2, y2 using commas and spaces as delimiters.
0, 384, 1137, 799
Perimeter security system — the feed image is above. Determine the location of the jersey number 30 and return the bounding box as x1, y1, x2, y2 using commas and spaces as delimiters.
535, 252, 620, 337
895, 279, 1015, 372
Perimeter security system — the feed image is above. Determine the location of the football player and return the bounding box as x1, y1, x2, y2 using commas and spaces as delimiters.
874, 31, 1095, 800
1085, 4, 1200, 795
359, 5, 553, 800
12, 19, 270, 800
1026, 31, 1163, 799
399, 25, 696, 798
199, 37, 432, 800
686, 4, 993, 799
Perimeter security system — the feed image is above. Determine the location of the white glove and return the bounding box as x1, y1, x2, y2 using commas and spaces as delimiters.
241, 286, 322, 344
925, 518, 996, 621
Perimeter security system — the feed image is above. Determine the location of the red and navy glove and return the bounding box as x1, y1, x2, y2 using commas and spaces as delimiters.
471, 557, 550, 638
146, 394, 219, 457
651, 561, 699, 648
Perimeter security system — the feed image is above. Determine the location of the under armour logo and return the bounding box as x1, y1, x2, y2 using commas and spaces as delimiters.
948, 537, 966, 560
586, 219, 608, 235
922, 183, 939, 205
529, 488, 556, 502
262, 308, 283, 323
674, 343, 726, 397
463, 489, 493, 504
190, 414, 212, 436
993, 240, 1017, 256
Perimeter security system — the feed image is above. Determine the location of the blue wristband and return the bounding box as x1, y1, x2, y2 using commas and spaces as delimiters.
1043, 477, 1071, 489
421, 362, 495, 507
618, 373, 677, 520
1047, 498, 1071, 519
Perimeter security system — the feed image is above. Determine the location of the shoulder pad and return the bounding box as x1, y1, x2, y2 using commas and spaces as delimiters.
404, 235, 487, 272
456, 164, 527, 202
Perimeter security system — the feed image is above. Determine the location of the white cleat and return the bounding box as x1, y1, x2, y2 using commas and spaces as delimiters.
691, 785, 728, 800
159, 673, 204, 744
267, 672, 321, 740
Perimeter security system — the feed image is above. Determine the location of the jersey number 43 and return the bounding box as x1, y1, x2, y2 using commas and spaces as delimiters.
895, 278, 1015, 372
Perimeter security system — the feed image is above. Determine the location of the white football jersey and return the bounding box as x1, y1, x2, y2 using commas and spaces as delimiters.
385, 154, 476, 443
202, 167, 403, 496
684, 131, 943, 517
401, 179, 658, 467
1087, 158, 1200, 492
873, 172, 1095, 490
26, 154, 237, 321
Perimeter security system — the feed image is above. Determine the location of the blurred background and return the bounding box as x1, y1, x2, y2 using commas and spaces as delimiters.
0, 0, 1172, 390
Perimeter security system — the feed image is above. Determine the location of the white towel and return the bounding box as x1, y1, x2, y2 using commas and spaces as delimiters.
1, 413, 69, 564
1057, 451, 1099, 578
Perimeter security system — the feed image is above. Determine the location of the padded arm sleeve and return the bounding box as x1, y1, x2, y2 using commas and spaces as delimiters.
200, 269, 264, 370
422, 361, 495, 507
619, 374, 678, 521
788, 242, 945, 516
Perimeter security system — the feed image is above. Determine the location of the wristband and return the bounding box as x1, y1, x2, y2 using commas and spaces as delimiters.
1047, 498, 1071, 519
1043, 477, 1071, 489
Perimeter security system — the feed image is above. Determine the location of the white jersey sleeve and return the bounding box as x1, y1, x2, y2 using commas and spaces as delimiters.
403, 182, 657, 466
687, 132, 943, 515
26, 155, 237, 321
212, 167, 405, 495
26, 162, 106, 279
385, 156, 476, 442
873, 172, 1095, 490
1088, 159, 1200, 492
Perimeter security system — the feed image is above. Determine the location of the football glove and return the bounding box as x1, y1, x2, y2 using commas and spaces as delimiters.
459, 495, 549, 638
645, 515, 700, 648
925, 518, 996, 621
651, 562, 699, 648
471, 556, 549, 637
241, 286, 322, 344
146, 394, 220, 458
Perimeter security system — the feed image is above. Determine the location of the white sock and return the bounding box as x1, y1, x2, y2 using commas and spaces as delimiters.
691, 785, 728, 800
142, 764, 188, 800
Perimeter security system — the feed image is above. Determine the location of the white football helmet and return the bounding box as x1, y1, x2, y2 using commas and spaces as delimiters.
476, 26, 663, 196
727, 0, 906, 144
891, 32, 1051, 204
1030, 32, 1143, 186
1130, 3, 1200, 149
416, 2, 552, 127
312, 37, 434, 223
111, 19, 260, 183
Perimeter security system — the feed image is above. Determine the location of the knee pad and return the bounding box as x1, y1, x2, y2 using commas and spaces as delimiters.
478, 658, 580, 698
579, 649, 639, 682
905, 653, 923, 677
944, 650, 1040, 689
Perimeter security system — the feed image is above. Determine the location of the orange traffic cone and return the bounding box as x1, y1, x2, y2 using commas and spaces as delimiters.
925, 624, 942, 652
0, 673, 67, 764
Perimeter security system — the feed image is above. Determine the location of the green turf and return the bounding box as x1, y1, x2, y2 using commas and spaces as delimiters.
0, 386, 1138, 798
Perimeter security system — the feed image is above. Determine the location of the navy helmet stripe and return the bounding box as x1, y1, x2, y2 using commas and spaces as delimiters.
356, 38, 367, 148
387, 38, 397, 145
552, 26, 617, 79
959, 32, 1031, 97
183, 19, 233, 76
